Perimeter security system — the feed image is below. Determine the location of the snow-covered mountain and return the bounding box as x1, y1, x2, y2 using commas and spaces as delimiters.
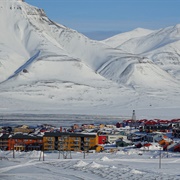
103, 25, 180, 81
102, 28, 155, 48
0, 0, 179, 118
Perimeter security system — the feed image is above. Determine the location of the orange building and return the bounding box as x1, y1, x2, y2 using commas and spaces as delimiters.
8, 134, 43, 151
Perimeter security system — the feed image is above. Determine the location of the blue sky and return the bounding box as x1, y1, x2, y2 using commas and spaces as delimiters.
26, 0, 180, 39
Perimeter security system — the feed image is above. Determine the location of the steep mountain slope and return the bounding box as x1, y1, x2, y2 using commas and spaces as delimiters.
0, 0, 123, 83
0, 0, 179, 117
97, 56, 178, 89
0, 0, 132, 109
105, 25, 180, 81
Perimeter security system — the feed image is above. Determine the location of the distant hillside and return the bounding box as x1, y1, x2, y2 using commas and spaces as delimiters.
0, 0, 179, 118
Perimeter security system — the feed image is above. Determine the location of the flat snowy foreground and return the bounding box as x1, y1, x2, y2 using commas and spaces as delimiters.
1, 148, 180, 180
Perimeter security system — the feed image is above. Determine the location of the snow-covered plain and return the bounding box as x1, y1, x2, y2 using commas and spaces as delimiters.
0, 0, 180, 119
1, 147, 180, 180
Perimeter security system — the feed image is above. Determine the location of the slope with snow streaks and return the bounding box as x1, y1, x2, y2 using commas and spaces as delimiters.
98, 56, 178, 89
0, 0, 43, 82
117, 25, 180, 54
113, 25, 180, 80
144, 40, 180, 80
102, 28, 155, 49
0, 0, 180, 115
0, 51, 40, 84
0, 0, 125, 93
29, 14, 126, 71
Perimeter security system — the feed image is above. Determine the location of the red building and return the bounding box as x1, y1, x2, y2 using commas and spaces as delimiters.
98, 135, 107, 144
8, 134, 43, 151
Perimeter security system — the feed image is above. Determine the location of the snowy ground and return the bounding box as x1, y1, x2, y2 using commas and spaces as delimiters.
1, 147, 180, 180
0, 1, 180, 121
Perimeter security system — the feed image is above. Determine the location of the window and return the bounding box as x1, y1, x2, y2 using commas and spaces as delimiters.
85, 138, 90, 141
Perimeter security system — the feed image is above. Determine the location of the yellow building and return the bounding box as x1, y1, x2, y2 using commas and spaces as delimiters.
43, 136, 55, 151
43, 132, 98, 152
99, 124, 105, 129
13, 127, 34, 134
96, 145, 104, 152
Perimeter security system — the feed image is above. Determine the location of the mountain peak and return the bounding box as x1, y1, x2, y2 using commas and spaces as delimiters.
0, 0, 179, 115
102, 27, 154, 48
174, 24, 180, 29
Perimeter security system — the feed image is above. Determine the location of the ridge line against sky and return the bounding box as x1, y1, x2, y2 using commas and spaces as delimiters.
26, 0, 180, 40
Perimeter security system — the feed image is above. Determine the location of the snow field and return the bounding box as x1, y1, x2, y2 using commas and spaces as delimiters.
0, 0, 180, 118
1, 148, 180, 180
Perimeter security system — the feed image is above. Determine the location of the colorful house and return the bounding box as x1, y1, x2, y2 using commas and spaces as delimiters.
0, 134, 9, 150
8, 134, 43, 151
43, 132, 98, 151
98, 135, 107, 144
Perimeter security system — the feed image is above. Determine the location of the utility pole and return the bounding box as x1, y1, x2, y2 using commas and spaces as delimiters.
39, 142, 45, 161
10, 138, 15, 159
84, 149, 85, 159
39, 150, 42, 161
58, 136, 65, 159
82, 140, 89, 159
159, 147, 162, 169
42, 142, 45, 161
13, 144, 15, 159
58, 135, 71, 159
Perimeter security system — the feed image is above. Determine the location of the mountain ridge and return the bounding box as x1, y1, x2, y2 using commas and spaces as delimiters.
0, 0, 179, 118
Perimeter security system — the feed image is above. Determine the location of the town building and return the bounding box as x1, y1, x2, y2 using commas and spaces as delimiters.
0, 134, 9, 150
8, 134, 43, 151
43, 132, 98, 151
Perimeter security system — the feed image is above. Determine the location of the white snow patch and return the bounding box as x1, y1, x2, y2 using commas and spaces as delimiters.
74, 160, 88, 167
100, 156, 110, 161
